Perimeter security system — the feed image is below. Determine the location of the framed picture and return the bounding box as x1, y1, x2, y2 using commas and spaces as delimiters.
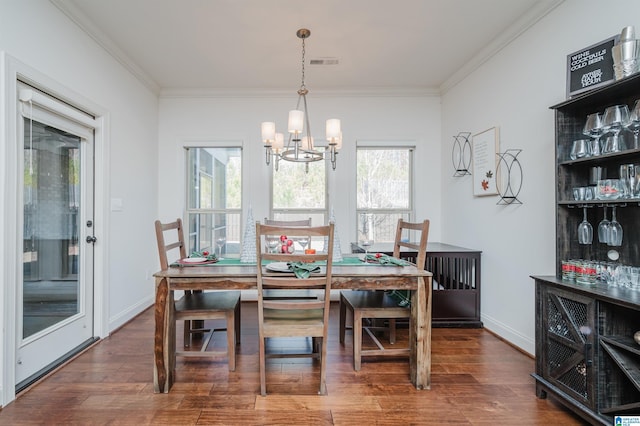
472, 127, 499, 196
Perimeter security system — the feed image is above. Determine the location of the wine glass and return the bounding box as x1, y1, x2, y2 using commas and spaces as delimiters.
597, 206, 611, 244
266, 235, 279, 253
620, 164, 636, 199
216, 236, 226, 259
603, 104, 630, 153
296, 236, 310, 252
626, 99, 640, 149
583, 112, 603, 156
609, 206, 623, 246
577, 207, 593, 245
360, 239, 374, 256
570, 139, 589, 160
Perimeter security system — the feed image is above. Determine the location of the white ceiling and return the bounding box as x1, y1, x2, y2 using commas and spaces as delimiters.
52, 0, 563, 95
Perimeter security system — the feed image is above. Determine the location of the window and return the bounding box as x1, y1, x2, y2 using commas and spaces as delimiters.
186, 147, 242, 257
271, 159, 327, 227
356, 147, 413, 243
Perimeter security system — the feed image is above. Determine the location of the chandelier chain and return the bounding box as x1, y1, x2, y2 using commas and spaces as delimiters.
300, 37, 306, 91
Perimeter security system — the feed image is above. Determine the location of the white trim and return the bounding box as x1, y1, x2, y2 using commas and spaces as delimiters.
181, 139, 244, 148
480, 312, 534, 356
160, 87, 440, 99
18, 88, 97, 129
0, 51, 19, 408
51, 0, 562, 98
0, 52, 110, 406
108, 296, 154, 332
49, 0, 160, 95
439, 0, 565, 94
356, 139, 416, 148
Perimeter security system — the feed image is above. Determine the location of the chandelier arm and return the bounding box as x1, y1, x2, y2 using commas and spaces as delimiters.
330, 147, 337, 170
301, 93, 312, 146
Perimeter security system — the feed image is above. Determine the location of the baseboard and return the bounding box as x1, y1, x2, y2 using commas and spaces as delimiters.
480, 312, 534, 356
108, 294, 155, 332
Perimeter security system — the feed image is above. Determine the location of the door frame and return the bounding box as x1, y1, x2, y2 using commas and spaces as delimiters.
0, 52, 110, 406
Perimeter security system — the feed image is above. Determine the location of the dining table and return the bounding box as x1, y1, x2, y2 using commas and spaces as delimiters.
152, 255, 433, 393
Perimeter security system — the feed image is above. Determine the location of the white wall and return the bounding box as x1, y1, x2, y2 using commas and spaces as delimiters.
2, 0, 637, 408
440, 0, 640, 354
0, 0, 158, 405
158, 94, 442, 248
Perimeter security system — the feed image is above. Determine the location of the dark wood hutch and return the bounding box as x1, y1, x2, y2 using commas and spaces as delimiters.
532, 73, 640, 424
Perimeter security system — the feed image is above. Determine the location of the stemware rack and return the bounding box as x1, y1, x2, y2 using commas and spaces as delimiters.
451, 132, 472, 177
496, 149, 523, 205
532, 73, 640, 425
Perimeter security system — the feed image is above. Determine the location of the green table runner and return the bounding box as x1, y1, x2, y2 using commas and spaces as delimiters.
171, 256, 396, 267
170, 255, 413, 306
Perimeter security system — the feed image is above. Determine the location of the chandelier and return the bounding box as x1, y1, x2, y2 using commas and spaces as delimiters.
261, 28, 342, 172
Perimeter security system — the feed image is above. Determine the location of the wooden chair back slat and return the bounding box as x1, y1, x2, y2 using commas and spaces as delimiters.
155, 218, 187, 270
393, 219, 430, 269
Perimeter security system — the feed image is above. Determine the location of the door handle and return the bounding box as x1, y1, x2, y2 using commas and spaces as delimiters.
86, 236, 97, 244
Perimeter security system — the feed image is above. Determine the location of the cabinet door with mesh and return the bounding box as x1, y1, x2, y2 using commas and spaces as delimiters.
542, 286, 597, 409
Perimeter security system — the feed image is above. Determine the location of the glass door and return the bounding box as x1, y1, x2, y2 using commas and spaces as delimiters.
16, 84, 95, 387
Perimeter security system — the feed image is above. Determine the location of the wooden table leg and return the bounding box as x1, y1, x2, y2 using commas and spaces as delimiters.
410, 275, 432, 389
153, 277, 171, 393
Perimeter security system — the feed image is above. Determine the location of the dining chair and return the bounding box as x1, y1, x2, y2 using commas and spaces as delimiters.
255, 222, 334, 396
339, 219, 429, 371
154, 218, 240, 371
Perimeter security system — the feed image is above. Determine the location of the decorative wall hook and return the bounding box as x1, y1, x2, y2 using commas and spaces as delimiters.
496, 149, 523, 205
452, 132, 472, 177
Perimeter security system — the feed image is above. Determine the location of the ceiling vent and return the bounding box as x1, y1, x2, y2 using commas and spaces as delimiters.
309, 58, 339, 65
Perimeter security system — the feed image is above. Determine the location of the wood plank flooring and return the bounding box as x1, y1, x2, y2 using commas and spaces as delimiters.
0, 302, 586, 425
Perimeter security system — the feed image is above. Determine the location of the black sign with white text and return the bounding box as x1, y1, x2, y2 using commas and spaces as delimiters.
566, 35, 618, 98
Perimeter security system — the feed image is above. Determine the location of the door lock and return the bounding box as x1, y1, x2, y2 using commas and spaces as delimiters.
86, 236, 97, 243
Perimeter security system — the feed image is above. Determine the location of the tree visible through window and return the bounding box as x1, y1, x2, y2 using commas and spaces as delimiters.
271, 159, 327, 228
356, 147, 413, 243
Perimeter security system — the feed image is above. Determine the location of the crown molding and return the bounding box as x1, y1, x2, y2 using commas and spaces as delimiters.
51, 0, 564, 99
159, 86, 440, 99
439, 0, 565, 94
50, 0, 161, 95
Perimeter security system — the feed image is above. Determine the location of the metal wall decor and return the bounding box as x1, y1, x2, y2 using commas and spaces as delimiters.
496, 149, 523, 205
451, 132, 472, 176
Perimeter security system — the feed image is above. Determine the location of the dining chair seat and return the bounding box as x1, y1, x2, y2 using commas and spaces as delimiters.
339, 290, 410, 370
155, 218, 240, 371
173, 291, 240, 370
339, 219, 429, 371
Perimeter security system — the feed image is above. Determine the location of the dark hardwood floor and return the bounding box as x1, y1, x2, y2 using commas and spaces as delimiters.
0, 302, 586, 425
